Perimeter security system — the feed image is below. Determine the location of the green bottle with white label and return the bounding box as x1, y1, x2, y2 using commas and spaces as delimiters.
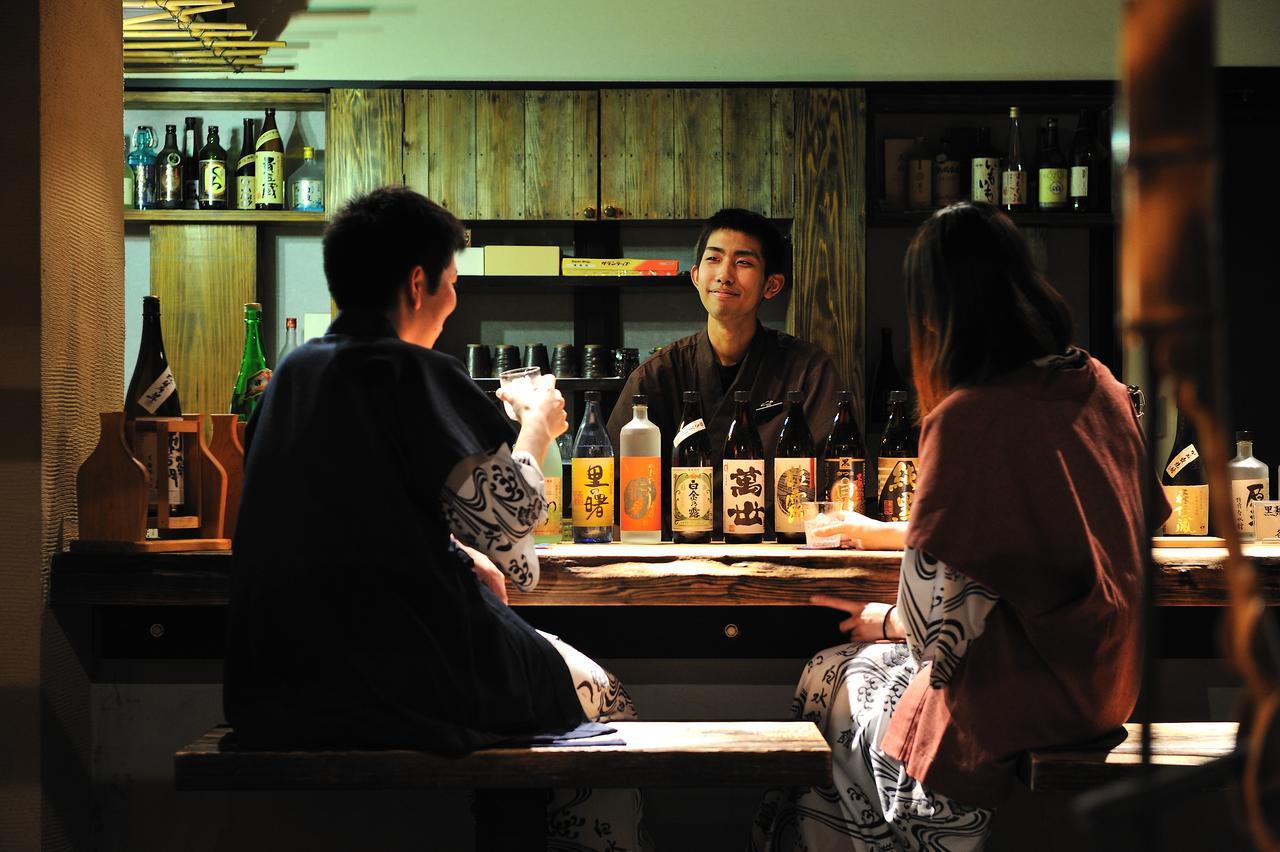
230, 302, 272, 422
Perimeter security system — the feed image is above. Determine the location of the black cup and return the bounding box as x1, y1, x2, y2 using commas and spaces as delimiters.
492, 344, 521, 377
614, 347, 639, 380
523, 343, 551, 375
465, 343, 491, 379
551, 343, 578, 378
582, 344, 612, 379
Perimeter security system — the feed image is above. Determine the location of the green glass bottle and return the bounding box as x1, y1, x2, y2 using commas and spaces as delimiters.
230, 302, 272, 422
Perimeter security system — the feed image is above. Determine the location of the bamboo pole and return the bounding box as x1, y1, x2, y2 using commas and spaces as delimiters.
122, 22, 248, 30
125, 66, 290, 73
174, 3, 235, 16
123, 30, 251, 38
124, 39, 281, 49
124, 49, 269, 58
125, 56, 263, 64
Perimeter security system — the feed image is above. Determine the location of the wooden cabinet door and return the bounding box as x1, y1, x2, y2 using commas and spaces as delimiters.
602, 88, 796, 219
326, 88, 405, 214
405, 90, 598, 220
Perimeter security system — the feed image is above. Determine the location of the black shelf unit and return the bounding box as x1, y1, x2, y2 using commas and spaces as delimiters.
867, 209, 1115, 229
456, 274, 689, 292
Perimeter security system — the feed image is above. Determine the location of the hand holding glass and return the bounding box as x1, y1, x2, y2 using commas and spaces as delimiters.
801, 501, 860, 549
497, 366, 542, 420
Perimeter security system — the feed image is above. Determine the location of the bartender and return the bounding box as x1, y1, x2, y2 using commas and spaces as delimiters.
606, 208, 842, 535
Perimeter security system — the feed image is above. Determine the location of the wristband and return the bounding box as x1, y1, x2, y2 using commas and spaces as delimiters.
881, 605, 896, 641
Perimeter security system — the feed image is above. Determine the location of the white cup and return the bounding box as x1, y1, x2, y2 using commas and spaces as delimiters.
498, 366, 541, 421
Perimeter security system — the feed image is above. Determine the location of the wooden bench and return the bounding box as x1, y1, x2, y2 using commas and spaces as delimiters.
175, 720, 831, 851
1022, 721, 1239, 793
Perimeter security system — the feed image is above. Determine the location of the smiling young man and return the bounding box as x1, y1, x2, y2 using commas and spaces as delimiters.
606, 208, 842, 536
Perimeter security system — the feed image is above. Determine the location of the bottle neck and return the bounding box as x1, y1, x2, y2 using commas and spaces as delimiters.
140, 311, 164, 351
1237, 441, 1254, 459
632, 405, 649, 422
680, 401, 701, 423
241, 316, 265, 361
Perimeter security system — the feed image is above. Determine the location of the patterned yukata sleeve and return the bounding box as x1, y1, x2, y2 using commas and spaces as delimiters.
897, 545, 1000, 688
440, 446, 546, 592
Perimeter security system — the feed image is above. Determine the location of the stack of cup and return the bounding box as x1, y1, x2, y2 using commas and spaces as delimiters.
582, 345, 612, 379
492, 344, 521, 377
551, 344, 578, 378
523, 343, 551, 374
465, 344, 491, 379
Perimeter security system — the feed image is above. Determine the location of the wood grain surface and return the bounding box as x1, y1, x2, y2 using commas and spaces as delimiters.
75, 412, 148, 543
525, 90, 575, 219
125, 91, 325, 111
770, 88, 797, 218
723, 88, 772, 215
674, 88, 723, 220
175, 721, 831, 790
426, 89, 478, 217
149, 223, 256, 422
325, 88, 404, 215
792, 88, 866, 421
477, 90, 525, 219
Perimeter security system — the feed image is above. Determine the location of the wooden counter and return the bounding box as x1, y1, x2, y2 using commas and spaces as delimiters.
47, 542, 1280, 608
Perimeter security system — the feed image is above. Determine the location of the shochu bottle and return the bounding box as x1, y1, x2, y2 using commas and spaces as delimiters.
230, 302, 272, 422
722, 390, 765, 544
821, 390, 866, 513
254, 108, 285, 210
773, 390, 815, 544
877, 390, 919, 522
235, 117, 257, 210
619, 394, 662, 543
671, 390, 713, 544
124, 295, 184, 514
1161, 410, 1208, 536
571, 390, 614, 543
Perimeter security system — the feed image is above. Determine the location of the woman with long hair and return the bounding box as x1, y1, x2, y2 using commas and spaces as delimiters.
752, 203, 1166, 850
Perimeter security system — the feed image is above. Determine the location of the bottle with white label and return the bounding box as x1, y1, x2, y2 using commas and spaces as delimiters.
970, 126, 999, 204
124, 295, 185, 515
773, 390, 816, 544
619, 394, 662, 543
534, 436, 563, 545
1069, 107, 1095, 211
671, 390, 713, 544
254, 108, 284, 210
1037, 117, 1069, 210
1160, 411, 1209, 536
723, 391, 766, 543
1001, 106, 1027, 211
289, 145, 325, 212
1228, 430, 1269, 540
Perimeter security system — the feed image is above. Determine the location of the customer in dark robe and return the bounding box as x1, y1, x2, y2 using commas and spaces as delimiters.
606, 208, 842, 535
751, 202, 1169, 851
224, 186, 647, 850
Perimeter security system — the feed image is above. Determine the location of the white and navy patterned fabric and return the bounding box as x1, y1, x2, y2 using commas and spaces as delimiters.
750, 547, 998, 851
540, 632, 651, 852
442, 446, 546, 591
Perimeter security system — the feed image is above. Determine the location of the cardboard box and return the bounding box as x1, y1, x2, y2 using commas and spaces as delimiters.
483, 245, 560, 276
562, 258, 680, 276
455, 246, 484, 276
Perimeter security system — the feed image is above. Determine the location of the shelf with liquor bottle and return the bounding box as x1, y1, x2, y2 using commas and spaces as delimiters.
863, 81, 1121, 403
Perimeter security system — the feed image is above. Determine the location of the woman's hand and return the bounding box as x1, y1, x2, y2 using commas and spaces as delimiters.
811, 511, 908, 551
811, 595, 903, 642
455, 538, 509, 605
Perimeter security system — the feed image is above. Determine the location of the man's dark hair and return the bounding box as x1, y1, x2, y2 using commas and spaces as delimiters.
694, 208, 788, 279
323, 186, 468, 313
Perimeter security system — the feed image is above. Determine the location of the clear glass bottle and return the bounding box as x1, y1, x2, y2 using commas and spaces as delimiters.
619, 393, 662, 542
571, 390, 614, 543
128, 125, 157, 211
671, 390, 713, 544
877, 390, 919, 522
534, 437, 563, 544
230, 302, 272, 422
1228, 430, 1269, 540
723, 390, 766, 544
277, 316, 299, 365
1001, 106, 1027, 210
123, 135, 134, 209
289, 146, 325, 212
773, 390, 816, 544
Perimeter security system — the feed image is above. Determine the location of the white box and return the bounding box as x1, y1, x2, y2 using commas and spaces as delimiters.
456, 246, 484, 276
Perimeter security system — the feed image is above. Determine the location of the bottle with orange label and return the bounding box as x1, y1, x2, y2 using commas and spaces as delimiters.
619, 394, 662, 543
571, 390, 614, 543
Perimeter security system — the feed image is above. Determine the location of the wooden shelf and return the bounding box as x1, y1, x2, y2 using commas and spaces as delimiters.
124, 210, 325, 225
868, 209, 1115, 229
124, 90, 326, 111
470, 377, 624, 391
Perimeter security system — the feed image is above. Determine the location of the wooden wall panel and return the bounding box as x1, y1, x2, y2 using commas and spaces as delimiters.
477, 90, 525, 219
627, 89, 675, 219
150, 225, 257, 422
792, 88, 866, 423
573, 90, 599, 220
525, 91, 574, 219
427, 90, 477, 218
402, 89, 430, 201
674, 88, 722, 219
325, 89, 404, 215
723, 88, 771, 215
599, 89, 628, 218
770, 88, 797, 218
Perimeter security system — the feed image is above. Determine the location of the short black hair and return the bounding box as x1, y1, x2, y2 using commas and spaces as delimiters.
323, 186, 467, 313
694, 208, 788, 279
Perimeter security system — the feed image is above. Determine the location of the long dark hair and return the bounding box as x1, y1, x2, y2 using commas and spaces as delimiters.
904, 202, 1074, 413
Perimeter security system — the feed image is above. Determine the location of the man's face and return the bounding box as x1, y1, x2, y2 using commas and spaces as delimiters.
691, 228, 783, 325
404, 254, 458, 349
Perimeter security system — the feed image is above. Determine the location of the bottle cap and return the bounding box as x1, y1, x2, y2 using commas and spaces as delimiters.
786, 390, 802, 403
632, 394, 646, 405
142, 295, 160, 314
682, 390, 699, 402
837, 389, 850, 400
166, 123, 176, 132
245, 302, 262, 312
734, 390, 750, 402
1010, 106, 1020, 118
302, 146, 314, 158
585, 390, 600, 402
285, 317, 297, 328
1237, 430, 1252, 442
889, 390, 908, 402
